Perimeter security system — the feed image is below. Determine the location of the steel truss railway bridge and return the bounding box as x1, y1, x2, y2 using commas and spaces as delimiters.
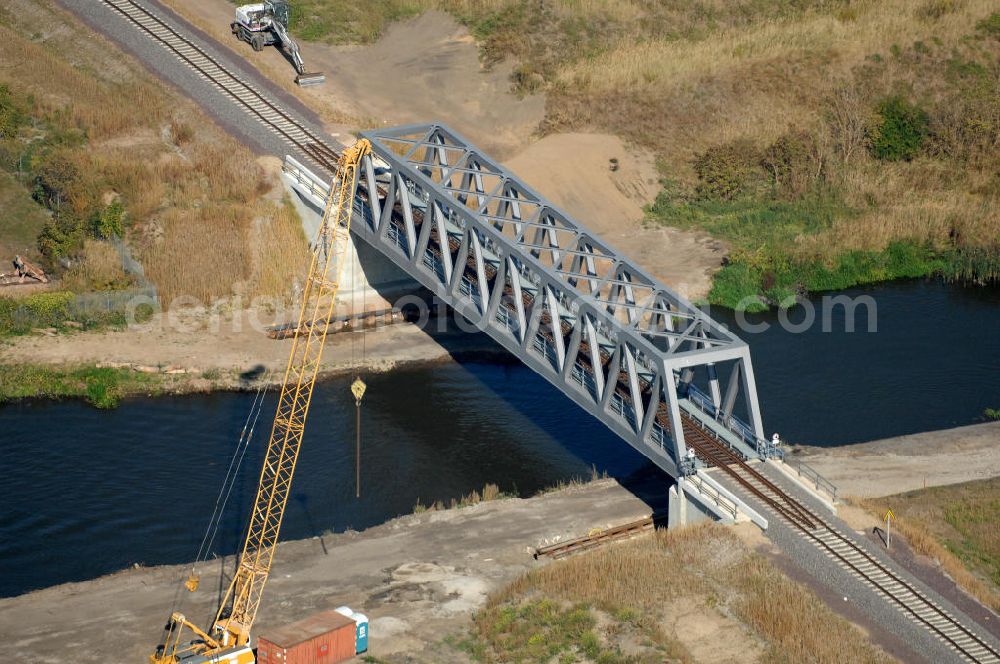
289, 123, 767, 481
95, 0, 770, 494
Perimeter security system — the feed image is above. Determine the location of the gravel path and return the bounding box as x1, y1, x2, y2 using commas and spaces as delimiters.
793, 421, 1000, 498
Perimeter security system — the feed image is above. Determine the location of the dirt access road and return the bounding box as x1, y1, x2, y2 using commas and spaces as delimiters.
0, 479, 663, 664
794, 420, 1000, 498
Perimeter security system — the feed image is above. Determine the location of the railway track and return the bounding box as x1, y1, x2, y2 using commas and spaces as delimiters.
684, 420, 1000, 664
99, 0, 341, 172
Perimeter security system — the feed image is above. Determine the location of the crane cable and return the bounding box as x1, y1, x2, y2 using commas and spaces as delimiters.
199, 377, 271, 562
167, 376, 271, 618
348, 220, 366, 499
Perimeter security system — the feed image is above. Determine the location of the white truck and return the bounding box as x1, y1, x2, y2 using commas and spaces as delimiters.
231, 1, 324, 86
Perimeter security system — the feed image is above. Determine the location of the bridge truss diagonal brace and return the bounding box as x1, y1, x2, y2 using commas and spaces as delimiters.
309, 123, 767, 481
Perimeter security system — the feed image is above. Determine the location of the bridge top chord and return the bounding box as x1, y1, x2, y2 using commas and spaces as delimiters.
361, 123, 746, 368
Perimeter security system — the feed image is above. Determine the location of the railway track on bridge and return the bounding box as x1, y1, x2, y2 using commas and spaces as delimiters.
99, 0, 341, 172
684, 420, 1000, 664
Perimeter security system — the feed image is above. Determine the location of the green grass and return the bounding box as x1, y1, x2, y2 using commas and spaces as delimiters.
455, 600, 616, 663
262, 0, 425, 44
712, 242, 952, 310
0, 290, 146, 337
707, 238, 983, 310
648, 189, 852, 248
645, 191, 974, 309
455, 598, 666, 664
0, 290, 75, 336
0, 364, 171, 408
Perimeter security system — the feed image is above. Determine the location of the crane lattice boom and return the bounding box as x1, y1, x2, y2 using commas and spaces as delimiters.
151, 139, 371, 664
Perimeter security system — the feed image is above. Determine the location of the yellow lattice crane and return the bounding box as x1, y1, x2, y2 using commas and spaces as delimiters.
150, 139, 372, 664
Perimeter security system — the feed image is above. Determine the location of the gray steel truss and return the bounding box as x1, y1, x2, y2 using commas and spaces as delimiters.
336, 123, 766, 479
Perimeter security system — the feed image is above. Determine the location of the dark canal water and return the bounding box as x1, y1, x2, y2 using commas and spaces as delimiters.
1, 279, 998, 597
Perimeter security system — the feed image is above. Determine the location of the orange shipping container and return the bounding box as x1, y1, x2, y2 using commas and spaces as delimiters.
257, 610, 357, 664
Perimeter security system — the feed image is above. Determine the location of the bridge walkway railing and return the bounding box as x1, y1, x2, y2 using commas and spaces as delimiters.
685, 384, 838, 502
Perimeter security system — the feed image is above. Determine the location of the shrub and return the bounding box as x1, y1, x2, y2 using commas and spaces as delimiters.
693, 140, 765, 201
37, 210, 86, 259
977, 12, 1000, 38
761, 130, 825, 198
0, 84, 27, 139
168, 119, 194, 145
0, 291, 74, 335
929, 87, 1000, 165
511, 62, 546, 95
31, 149, 99, 216
868, 96, 930, 161
824, 85, 869, 164
94, 199, 125, 239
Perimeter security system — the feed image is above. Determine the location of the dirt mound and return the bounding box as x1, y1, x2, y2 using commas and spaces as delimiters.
320, 11, 545, 159
504, 133, 724, 299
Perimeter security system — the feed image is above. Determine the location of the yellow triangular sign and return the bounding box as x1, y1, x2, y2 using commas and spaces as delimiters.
351, 377, 367, 403
884, 509, 895, 522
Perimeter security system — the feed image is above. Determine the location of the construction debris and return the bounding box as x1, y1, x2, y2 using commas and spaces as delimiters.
1, 255, 49, 286
95, 361, 196, 375
533, 517, 654, 560
267, 308, 408, 339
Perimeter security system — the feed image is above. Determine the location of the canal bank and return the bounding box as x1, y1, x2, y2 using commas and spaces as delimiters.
0, 310, 507, 405
4, 280, 998, 435
0, 479, 661, 664
3, 415, 999, 664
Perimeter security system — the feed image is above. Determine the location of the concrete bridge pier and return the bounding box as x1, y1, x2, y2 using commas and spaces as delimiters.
668, 471, 769, 530
281, 156, 420, 316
